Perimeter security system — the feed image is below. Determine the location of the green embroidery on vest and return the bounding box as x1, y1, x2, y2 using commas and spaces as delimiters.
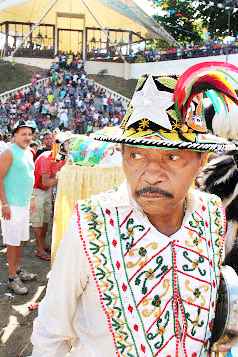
135, 256, 168, 295
189, 213, 205, 236
182, 251, 206, 276
147, 311, 170, 350
152, 295, 161, 307
81, 201, 102, 239
185, 308, 204, 337
121, 218, 145, 251
138, 247, 147, 257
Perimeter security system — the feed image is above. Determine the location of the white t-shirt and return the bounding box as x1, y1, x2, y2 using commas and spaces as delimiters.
101, 116, 109, 125
73, 74, 78, 82
93, 112, 99, 120
76, 98, 83, 108
58, 101, 65, 109
102, 97, 108, 106
59, 110, 68, 127
34, 101, 40, 110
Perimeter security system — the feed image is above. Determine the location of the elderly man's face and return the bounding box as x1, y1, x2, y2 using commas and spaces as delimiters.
123, 145, 207, 217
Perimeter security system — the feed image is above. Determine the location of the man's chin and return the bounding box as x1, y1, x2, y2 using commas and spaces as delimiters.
136, 196, 170, 215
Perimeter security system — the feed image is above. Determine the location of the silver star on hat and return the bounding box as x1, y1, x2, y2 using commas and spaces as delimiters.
126, 75, 174, 130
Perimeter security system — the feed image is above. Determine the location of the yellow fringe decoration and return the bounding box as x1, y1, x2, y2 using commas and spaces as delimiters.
51, 165, 125, 263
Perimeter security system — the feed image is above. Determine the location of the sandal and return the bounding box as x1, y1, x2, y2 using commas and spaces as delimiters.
35, 253, 51, 261
45, 247, 51, 254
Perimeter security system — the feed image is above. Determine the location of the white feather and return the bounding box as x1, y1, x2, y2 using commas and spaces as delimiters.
212, 101, 238, 139
225, 220, 238, 255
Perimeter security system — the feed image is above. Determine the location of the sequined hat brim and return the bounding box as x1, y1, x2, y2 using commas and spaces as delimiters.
91, 129, 236, 152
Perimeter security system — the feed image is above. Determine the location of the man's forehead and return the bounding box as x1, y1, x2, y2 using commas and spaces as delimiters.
124, 144, 187, 153
122, 144, 203, 157
15, 127, 33, 134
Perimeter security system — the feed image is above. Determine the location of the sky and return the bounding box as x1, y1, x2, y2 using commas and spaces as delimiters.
133, 0, 158, 16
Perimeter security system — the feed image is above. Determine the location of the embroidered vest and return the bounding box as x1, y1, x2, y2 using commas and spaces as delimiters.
76, 188, 225, 357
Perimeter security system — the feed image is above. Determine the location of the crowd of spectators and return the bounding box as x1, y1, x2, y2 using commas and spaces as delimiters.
0, 58, 126, 148
137, 43, 238, 62
88, 42, 238, 63
10, 33, 238, 63
0, 58, 127, 276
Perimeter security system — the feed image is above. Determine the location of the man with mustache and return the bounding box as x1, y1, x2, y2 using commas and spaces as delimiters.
0, 121, 36, 295
32, 63, 238, 356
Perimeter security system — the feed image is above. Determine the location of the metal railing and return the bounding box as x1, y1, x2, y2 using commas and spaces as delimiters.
90, 80, 130, 108
0, 77, 51, 103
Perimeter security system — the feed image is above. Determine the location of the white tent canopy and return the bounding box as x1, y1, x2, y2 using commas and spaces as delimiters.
0, 0, 179, 54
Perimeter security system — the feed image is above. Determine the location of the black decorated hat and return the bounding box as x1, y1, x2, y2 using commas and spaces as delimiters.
92, 62, 238, 152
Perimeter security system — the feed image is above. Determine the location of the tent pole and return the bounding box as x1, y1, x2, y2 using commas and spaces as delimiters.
11, 0, 59, 59
83, 23, 86, 60
81, 0, 126, 63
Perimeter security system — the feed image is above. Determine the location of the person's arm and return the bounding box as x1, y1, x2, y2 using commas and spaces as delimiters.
41, 173, 58, 188
0, 149, 13, 220
31, 214, 88, 356
30, 197, 36, 216
38, 155, 58, 188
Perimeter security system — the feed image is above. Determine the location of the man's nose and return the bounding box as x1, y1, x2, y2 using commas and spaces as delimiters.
141, 162, 167, 185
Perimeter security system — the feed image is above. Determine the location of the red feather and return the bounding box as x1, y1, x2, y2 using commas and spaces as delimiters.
174, 61, 238, 121
174, 61, 238, 100
185, 75, 236, 101
183, 77, 238, 109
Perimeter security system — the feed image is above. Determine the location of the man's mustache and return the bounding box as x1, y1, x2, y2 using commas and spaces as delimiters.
135, 186, 174, 199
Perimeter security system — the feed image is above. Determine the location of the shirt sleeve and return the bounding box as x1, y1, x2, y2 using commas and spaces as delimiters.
31, 214, 89, 357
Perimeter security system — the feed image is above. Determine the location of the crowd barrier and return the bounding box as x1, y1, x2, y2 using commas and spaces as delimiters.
91, 80, 130, 107
0, 77, 51, 103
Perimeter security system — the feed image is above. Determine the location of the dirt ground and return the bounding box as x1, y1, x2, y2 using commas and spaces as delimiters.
0, 224, 52, 357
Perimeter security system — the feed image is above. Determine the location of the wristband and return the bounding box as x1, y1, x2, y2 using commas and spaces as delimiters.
2, 204, 9, 208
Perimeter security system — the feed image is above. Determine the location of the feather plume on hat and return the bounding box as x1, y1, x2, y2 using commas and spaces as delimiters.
92, 62, 238, 152
174, 62, 238, 123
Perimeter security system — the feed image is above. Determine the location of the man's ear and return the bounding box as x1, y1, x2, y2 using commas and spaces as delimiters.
201, 152, 209, 166
197, 152, 209, 176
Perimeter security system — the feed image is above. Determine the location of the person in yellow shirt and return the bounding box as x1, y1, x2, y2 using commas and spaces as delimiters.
47, 94, 54, 103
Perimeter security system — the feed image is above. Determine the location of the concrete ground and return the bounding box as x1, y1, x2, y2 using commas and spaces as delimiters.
0, 225, 51, 357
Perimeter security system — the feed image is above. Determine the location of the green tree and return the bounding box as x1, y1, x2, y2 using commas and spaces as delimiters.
146, 38, 174, 50
150, 0, 203, 44
197, 0, 238, 38
150, 0, 238, 42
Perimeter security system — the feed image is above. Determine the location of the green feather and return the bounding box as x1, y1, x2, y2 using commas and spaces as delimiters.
217, 92, 228, 117
206, 89, 221, 114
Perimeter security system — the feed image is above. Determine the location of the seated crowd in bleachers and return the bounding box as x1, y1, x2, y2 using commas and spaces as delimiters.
0, 59, 126, 146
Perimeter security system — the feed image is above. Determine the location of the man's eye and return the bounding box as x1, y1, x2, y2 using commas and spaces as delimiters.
169, 154, 180, 161
131, 152, 143, 160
